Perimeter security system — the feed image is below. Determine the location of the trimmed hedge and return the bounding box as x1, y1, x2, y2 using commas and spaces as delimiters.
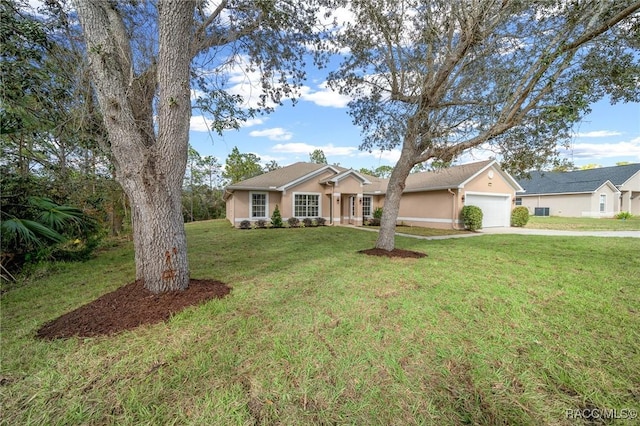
511, 206, 530, 227
462, 205, 483, 231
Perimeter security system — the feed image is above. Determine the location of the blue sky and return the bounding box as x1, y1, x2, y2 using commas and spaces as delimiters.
189, 67, 640, 171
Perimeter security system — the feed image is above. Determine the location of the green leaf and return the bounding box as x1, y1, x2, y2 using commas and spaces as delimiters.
1, 218, 65, 247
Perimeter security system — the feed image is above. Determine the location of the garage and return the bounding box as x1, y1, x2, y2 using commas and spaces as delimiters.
464, 193, 511, 228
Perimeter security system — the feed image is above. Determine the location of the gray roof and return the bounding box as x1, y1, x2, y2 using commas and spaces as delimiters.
404, 160, 494, 192
226, 162, 346, 190
365, 159, 521, 193
518, 163, 640, 195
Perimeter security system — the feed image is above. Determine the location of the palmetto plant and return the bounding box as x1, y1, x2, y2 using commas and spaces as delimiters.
1, 197, 99, 268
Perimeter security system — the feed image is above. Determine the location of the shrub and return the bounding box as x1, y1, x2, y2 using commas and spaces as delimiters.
511, 206, 530, 227
462, 205, 483, 231
315, 217, 326, 226
302, 217, 314, 227
373, 207, 383, 220
256, 219, 268, 228
287, 217, 300, 228
271, 205, 283, 228
615, 211, 633, 220
239, 220, 251, 229
367, 218, 381, 226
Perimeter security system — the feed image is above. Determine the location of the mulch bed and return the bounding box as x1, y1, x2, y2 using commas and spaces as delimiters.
36, 279, 231, 340
358, 248, 427, 258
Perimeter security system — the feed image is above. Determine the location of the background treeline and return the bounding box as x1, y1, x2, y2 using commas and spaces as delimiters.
0, 0, 225, 278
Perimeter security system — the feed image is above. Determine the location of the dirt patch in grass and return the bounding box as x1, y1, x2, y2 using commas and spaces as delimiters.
36, 279, 231, 339
358, 248, 427, 258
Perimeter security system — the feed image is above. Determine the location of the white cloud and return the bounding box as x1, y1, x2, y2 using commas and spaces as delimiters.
240, 118, 266, 128
575, 130, 623, 138
249, 127, 293, 141
190, 115, 216, 132
272, 142, 358, 157
300, 82, 351, 108
562, 136, 640, 159
190, 115, 264, 132
357, 149, 402, 165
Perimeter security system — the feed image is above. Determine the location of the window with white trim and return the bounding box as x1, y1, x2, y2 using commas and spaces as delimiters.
599, 194, 606, 213
515, 197, 522, 206
362, 196, 372, 217
294, 193, 319, 217
251, 192, 267, 218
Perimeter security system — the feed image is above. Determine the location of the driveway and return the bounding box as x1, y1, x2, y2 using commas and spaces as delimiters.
479, 227, 640, 238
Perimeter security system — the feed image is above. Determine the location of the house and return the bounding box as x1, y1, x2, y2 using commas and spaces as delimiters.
516, 163, 640, 217
224, 159, 523, 229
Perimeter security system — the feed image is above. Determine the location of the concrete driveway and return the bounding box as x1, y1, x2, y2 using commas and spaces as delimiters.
479, 227, 640, 238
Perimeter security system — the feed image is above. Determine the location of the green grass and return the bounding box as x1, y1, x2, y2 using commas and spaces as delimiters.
526, 215, 640, 231
2, 220, 639, 425
364, 225, 471, 237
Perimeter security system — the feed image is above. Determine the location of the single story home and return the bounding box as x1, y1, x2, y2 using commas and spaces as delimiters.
516, 163, 640, 217
224, 159, 523, 229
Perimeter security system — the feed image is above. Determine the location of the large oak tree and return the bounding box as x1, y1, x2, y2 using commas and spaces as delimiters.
328, 0, 640, 251
73, 0, 331, 292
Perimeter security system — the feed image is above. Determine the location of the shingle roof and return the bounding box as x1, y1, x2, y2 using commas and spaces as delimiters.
226, 162, 346, 190
364, 160, 504, 193
404, 160, 494, 192
518, 163, 640, 195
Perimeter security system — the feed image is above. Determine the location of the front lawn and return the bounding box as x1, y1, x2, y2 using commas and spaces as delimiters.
2, 220, 639, 425
526, 215, 640, 231
363, 224, 471, 237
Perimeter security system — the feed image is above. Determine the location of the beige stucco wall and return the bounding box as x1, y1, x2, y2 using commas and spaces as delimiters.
227, 170, 354, 226
519, 185, 620, 217
620, 171, 640, 214
464, 167, 516, 194
396, 190, 459, 229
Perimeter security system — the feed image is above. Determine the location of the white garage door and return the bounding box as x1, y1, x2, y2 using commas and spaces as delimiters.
465, 193, 511, 228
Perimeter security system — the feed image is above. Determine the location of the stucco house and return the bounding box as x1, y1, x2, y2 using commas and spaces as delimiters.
224, 159, 523, 229
516, 163, 640, 217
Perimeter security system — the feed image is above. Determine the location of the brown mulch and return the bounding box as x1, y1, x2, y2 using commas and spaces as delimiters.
358, 248, 427, 258
36, 279, 231, 340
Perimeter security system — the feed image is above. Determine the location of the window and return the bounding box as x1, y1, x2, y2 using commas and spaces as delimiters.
251, 192, 267, 218
294, 194, 319, 217
362, 196, 372, 217
599, 194, 606, 213
515, 197, 522, 206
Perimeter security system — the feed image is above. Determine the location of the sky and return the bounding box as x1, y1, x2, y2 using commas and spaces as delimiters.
189, 66, 640, 171
26, 0, 638, 172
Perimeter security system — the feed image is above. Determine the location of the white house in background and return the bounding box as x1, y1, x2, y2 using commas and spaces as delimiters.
517, 163, 640, 217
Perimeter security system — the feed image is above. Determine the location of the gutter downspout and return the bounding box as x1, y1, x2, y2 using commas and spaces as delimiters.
448, 188, 457, 230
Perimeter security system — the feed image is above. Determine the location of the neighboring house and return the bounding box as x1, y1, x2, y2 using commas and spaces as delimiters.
224, 159, 523, 229
516, 163, 640, 217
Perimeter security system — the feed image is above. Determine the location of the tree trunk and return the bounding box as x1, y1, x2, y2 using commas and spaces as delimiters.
122, 162, 188, 292
375, 143, 417, 251
75, 0, 194, 293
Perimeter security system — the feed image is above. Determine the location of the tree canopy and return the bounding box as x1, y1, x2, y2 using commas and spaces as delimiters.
328, 0, 640, 250
223, 147, 263, 184
309, 149, 328, 164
